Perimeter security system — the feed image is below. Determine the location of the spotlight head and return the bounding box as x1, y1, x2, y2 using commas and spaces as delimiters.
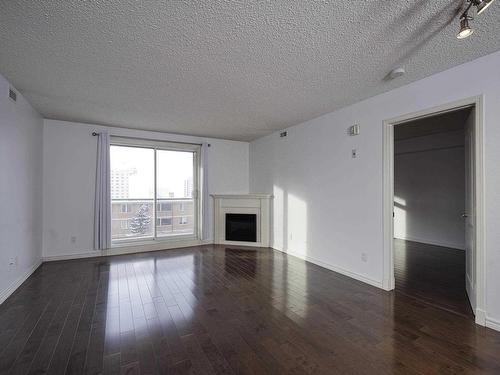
457, 17, 474, 39
475, 0, 495, 14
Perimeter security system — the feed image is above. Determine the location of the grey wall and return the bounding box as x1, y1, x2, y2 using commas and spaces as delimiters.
42, 120, 250, 259
394, 130, 465, 250
0, 73, 43, 302
249, 50, 500, 327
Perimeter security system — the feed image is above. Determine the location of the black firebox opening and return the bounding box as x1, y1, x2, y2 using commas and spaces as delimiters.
225, 214, 257, 242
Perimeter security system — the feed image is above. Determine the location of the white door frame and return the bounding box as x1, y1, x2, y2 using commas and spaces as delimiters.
382, 95, 486, 325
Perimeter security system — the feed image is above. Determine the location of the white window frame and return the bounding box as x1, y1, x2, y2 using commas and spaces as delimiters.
110, 137, 200, 246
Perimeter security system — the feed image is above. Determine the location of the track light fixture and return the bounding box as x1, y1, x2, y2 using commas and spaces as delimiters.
457, 16, 474, 39
476, 0, 496, 14
457, 0, 496, 39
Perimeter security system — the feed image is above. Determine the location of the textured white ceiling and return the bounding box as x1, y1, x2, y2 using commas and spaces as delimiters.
1, 1, 499, 141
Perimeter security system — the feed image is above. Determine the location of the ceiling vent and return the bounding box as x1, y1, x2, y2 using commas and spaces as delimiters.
9, 87, 17, 102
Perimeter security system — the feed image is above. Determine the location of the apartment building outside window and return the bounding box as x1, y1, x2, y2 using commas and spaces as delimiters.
110, 138, 198, 243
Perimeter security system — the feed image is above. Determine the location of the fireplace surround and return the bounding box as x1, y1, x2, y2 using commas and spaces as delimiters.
212, 194, 272, 247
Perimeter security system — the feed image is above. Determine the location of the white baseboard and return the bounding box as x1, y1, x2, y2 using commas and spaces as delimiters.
0, 259, 42, 304
382, 276, 395, 291
395, 236, 465, 250
485, 316, 500, 332
43, 251, 101, 262
43, 239, 214, 262
466, 274, 476, 311
272, 246, 383, 289
475, 308, 487, 326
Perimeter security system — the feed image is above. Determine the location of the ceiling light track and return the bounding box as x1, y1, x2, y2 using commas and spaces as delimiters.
457, 0, 496, 39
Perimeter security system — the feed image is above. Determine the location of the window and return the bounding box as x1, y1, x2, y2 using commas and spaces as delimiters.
156, 217, 172, 226
110, 140, 198, 243
121, 204, 131, 213
157, 202, 172, 212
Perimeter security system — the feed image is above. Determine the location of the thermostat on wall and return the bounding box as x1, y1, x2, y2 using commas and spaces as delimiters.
349, 124, 360, 136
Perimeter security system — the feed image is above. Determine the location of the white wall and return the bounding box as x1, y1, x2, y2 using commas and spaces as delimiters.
0, 74, 43, 302
43, 120, 249, 259
250, 50, 500, 327
394, 130, 465, 250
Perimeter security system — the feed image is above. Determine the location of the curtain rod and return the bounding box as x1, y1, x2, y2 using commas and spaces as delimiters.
92, 132, 210, 147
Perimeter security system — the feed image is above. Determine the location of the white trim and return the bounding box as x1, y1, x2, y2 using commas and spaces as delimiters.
103, 238, 211, 256
109, 138, 201, 246
112, 234, 197, 247
0, 259, 42, 304
466, 273, 476, 311
485, 316, 500, 332
43, 239, 213, 262
42, 251, 101, 262
394, 236, 465, 251
111, 136, 200, 152
383, 95, 486, 322
211, 194, 272, 199
272, 246, 383, 289
212, 195, 271, 248
475, 308, 487, 326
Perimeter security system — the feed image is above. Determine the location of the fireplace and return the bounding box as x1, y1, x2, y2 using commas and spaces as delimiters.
212, 194, 272, 247
225, 213, 257, 242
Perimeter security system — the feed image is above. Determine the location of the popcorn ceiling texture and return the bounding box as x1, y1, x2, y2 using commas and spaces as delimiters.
0, 1, 499, 141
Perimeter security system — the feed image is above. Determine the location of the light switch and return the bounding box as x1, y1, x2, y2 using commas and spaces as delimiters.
349, 124, 360, 136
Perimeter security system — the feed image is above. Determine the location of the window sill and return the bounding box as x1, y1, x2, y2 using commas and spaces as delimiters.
111, 235, 198, 248
103, 236, 212, 257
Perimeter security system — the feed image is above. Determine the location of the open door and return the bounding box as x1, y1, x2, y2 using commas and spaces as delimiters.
464, 107, 476, 312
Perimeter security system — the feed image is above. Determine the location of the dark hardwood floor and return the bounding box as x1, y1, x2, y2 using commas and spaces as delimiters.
1, 245, 500, 375
394, 239, 473, 317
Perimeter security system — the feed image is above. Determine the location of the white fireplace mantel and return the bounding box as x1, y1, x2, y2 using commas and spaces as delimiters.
211, 194, 272, 247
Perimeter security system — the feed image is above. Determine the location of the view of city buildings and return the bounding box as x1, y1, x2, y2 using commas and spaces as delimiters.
111, 199, 194, 240
111, 165, 195, 240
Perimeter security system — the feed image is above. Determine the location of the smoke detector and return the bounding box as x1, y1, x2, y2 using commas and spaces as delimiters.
388, 67, 405, 80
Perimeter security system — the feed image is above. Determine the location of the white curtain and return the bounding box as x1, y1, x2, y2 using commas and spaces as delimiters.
94, 132, 111, 250
201, 143, 210, 240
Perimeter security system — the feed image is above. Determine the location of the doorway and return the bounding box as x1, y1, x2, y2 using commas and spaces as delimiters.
383, 97, 486, 325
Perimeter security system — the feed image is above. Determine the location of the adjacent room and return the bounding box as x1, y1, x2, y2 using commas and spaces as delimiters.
393, 107, 472, 317
1, 1, 500, 374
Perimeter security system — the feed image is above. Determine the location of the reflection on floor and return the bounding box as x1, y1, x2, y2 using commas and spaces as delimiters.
1, 244, 499, 374
394, 239, 473, 317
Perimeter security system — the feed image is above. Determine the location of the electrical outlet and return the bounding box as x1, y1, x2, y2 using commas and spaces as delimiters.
361, 253, 368, 262
352, 149, 357, 158
71, 236, 76, 244
8, 257, 17, 267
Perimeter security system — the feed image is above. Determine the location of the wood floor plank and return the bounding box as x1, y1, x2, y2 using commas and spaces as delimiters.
394, 239, 473, 317
0, 244, 499, 374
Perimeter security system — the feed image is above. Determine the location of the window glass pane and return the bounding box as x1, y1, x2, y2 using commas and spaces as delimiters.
111, 146, 154, 240
110, 144, 196, 242
156, 150, 194, 198
111, 146, 154, 199
156, 150, 195, 237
